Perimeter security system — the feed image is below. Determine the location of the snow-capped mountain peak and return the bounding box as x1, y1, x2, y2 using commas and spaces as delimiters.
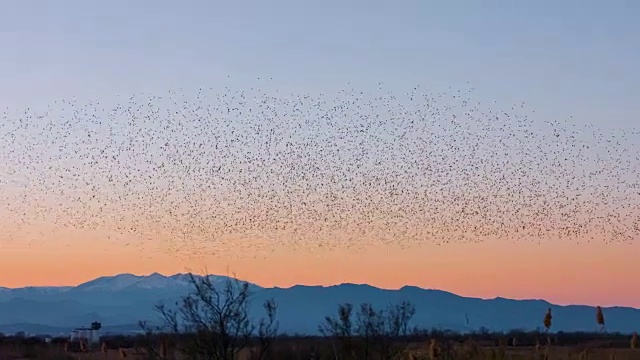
73, 272, 243, 292
75, 273, 147, 291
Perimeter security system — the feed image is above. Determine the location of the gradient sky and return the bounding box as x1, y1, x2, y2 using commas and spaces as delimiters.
0, 1, 639, 307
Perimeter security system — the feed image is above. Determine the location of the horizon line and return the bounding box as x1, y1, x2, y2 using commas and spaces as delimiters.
2, 271, 637, 310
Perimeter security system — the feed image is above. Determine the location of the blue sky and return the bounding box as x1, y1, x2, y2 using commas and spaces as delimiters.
1, 2, 640, 305
0, 0, 638, 131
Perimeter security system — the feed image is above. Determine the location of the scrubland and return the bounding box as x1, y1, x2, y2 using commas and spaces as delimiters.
1, 275, 636, 359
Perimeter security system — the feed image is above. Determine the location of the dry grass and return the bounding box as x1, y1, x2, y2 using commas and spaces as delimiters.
1, 338, 639, 360
403, 343, 639, 360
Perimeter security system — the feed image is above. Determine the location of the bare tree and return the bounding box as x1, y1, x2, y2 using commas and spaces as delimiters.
255, 299, 279, 360
355, 303, 383, 360
153, 273, 276, 360
320, 303, 355, 359
322, 301, 416, 360
376, 301, 416, 360
389, 301, 416, 337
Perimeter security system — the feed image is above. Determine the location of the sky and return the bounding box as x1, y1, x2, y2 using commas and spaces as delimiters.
0, 1, 639, 307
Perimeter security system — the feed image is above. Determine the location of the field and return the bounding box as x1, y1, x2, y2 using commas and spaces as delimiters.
0, 333, 638, 360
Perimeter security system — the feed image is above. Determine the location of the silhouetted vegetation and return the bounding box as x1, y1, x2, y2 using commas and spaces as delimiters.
0, 276, 637, 359
319, 301, 416, 359
2, 330, 640, 359
143, 273, 280, 360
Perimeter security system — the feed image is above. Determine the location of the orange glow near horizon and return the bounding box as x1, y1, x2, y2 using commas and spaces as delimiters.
1, 231, 638, 308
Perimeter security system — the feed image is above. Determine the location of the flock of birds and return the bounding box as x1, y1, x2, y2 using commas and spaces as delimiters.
0, 85, 638, 259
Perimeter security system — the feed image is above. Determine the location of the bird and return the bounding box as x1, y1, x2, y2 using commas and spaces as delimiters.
0, 83, 637, 261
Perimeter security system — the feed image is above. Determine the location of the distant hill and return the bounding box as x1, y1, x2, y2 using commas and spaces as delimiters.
1, 273, 638, 336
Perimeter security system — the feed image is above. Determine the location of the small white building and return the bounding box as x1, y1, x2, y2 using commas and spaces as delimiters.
70, 327, 100, 344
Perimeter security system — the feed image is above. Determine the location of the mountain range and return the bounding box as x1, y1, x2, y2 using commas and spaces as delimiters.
1, 273, 638, 336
